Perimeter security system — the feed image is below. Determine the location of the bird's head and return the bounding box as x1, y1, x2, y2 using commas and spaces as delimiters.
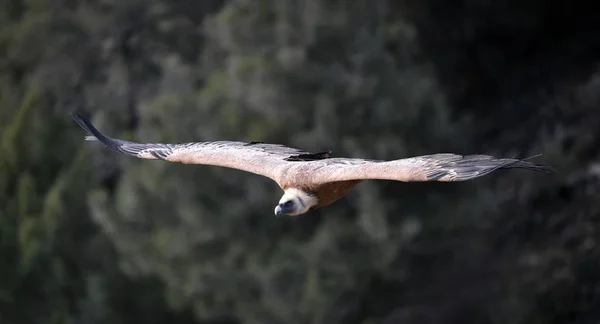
274, 188, 317, 216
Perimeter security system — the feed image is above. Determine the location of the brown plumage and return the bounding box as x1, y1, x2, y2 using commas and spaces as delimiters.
72, 113, 554, 216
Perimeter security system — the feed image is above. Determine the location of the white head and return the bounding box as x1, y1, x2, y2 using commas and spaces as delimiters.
274, 188, 318, 216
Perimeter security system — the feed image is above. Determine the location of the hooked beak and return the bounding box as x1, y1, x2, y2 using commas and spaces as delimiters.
274, 205, 283, 216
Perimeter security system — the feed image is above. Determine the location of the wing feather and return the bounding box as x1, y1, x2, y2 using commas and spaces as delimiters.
303, 153, 553, 184
72, 113, 330, 184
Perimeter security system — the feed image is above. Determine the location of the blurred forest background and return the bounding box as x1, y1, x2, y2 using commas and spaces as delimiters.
1, 0, 599, 323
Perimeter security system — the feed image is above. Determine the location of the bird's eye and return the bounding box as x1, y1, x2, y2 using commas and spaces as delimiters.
283, 201, 294, 207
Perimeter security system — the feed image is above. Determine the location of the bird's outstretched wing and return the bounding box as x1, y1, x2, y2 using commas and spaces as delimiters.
72, 113, 330, 184
303, 153, 553, 184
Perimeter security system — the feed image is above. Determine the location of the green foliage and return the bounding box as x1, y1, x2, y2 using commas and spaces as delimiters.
1, 0, 598, 324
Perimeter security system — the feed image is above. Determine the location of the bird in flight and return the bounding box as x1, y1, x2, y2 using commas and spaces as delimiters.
73, 113, 553, 216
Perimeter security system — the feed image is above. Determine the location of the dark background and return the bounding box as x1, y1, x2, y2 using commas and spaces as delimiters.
1, 0, 599, 323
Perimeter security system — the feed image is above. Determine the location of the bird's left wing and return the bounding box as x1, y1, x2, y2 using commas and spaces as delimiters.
302, 153, 553, 184
72, 113, 330, 184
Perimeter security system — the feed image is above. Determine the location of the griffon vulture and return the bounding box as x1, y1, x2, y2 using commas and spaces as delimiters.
72, 113, 553, 216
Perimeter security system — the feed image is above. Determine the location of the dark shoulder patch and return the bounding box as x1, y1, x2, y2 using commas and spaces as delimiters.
285, 151, 332, 162
245, 141, 264, 146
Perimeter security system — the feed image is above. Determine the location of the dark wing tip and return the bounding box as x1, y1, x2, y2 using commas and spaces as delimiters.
426, 154, 554, 181
508, 160, 555, 173
73, 113, 176, 160
71, 112, 130, 153
71, 112, 93, 135
517, 154, 555, 173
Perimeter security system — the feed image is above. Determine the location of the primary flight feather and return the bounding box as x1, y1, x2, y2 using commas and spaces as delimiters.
73, 113, 553, 216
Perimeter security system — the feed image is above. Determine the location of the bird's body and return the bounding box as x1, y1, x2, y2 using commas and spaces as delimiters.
72, 113, 553, 216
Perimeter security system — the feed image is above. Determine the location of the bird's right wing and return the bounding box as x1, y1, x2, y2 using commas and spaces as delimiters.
72, 113, 330, 185
303, 153, 553, 184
